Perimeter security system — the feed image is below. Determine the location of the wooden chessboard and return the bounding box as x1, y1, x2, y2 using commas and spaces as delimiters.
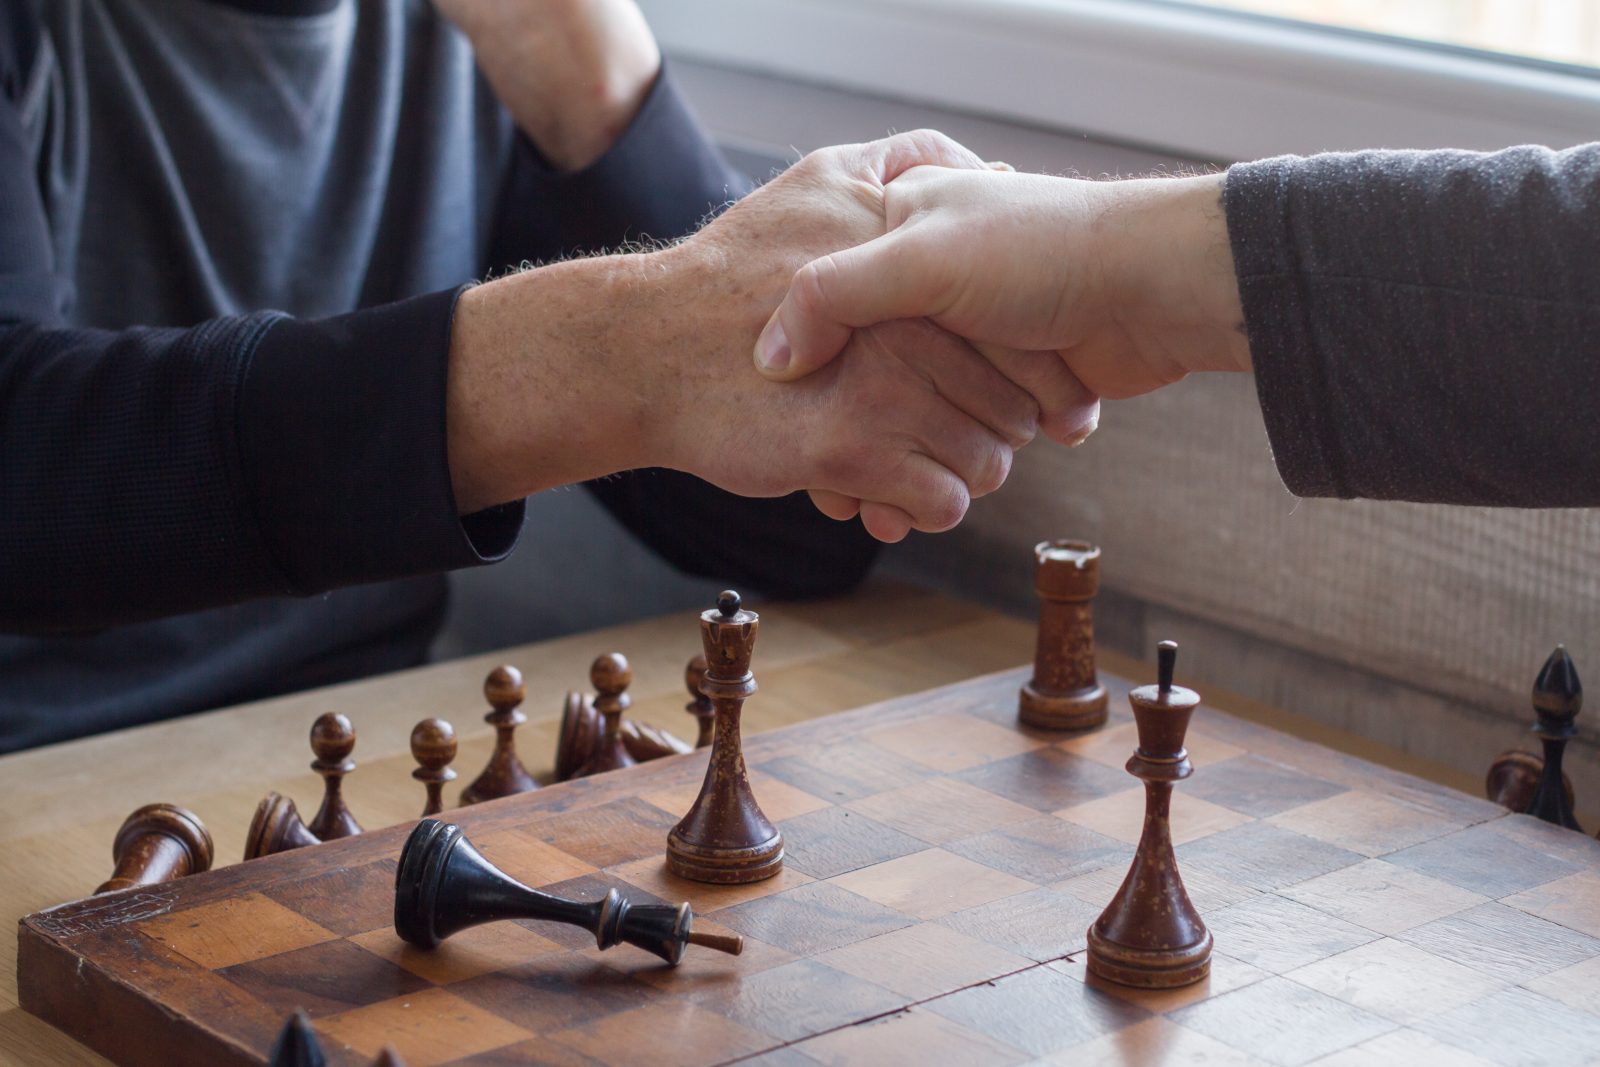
18, 667, 1600, 1067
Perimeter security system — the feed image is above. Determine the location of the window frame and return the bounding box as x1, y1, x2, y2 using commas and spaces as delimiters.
636, 0, 1600, 161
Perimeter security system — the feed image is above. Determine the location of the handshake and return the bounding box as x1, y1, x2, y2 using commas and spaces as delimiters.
447, 131, 1249, 541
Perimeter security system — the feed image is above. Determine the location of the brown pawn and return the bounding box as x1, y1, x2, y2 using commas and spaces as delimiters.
1019, 539, 1109, 730
1087, 641, 1212, 988
243, 792, 322, 860
411, 718, 458, 817
667, 590, 783, 883
685, 654, 715, 748
95, 803, 214, 895
460, 665, 538, 804
307, 712, 362, 840
574, 653, 639, 777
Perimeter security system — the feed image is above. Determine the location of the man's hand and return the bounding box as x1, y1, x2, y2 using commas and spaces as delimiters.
753, 167, 1250, 415
444, 131, 1050, 542
432, 0, 661, 171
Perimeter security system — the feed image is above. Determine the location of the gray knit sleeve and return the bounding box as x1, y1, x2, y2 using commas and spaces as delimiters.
1225, 144, 1600, 506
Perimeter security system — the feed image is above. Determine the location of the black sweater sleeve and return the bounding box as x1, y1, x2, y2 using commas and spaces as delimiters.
0, 76, 519, 634
1226, 143, 1600, 506
489, 66, 881, 599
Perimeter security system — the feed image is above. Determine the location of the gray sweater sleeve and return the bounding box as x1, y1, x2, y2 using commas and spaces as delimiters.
1224, 144, 1600, 506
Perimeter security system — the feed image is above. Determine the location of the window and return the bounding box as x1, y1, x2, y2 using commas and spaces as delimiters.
1169, 0, 1600, 71
640, 0, 1600, 162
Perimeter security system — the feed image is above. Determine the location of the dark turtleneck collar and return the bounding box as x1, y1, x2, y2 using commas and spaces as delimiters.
200, 0, 345, 16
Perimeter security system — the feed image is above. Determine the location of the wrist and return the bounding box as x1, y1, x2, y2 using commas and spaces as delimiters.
445, 254, 666, 513
1097, 173, 1250, 375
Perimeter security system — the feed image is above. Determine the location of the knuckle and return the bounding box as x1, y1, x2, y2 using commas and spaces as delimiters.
922, 480, 970, 532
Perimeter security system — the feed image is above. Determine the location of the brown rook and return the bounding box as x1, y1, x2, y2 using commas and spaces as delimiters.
1019, 539, 1109, 730
1086, 640, 1212, 988
307, 712, 362, 840
411, 718, 458, 817
95, 804, 214, 895
666, 590, 783, 883
460, 665, 538, 804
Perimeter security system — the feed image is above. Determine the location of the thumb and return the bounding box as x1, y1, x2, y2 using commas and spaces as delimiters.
753, 229, 949, 381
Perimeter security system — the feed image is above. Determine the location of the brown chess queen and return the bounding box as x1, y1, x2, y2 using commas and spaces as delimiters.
1019, 539, 1109, 730
1086, 641, 1212, 988
666, 591, 784, 883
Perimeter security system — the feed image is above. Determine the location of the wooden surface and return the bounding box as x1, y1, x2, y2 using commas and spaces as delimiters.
20, 665, 1600, 1067
0, 581, 1038, 1067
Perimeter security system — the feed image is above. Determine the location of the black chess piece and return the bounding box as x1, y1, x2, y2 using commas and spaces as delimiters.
268, 1010, 326, 1067
1527, 645, 1583, 832
394, 820, 743, 965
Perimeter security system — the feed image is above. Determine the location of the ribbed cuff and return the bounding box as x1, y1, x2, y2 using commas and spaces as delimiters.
238, 287, 524, 595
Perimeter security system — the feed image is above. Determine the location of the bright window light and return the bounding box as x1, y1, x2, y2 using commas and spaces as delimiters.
1165, 0, 1600, 70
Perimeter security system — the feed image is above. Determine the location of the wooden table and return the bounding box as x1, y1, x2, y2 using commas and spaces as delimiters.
0, 582, 1038, 1066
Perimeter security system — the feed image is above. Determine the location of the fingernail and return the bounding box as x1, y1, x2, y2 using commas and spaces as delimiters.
756, 320, 791, 373
1067, 413, 1099, 447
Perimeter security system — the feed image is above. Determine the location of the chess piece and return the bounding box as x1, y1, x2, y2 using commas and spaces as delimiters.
306, 712, 362, 840
666, 590, 784, 884
244, 792, 323, 860
395, 819, 743, 964
1019, 539, 1109, 730
685, 654, 715, 748
1485, 749, 1574, 813
1527, 645, 1583, 832
1086, 641, 1212, 989
575, 653, 639, 776
555, 687, 693, 782
372, 1048, 406, 1067
411, 718, 457, 817
460, 665, 538, 804
94, 803, 214, 895
268, 1010, 325, 1067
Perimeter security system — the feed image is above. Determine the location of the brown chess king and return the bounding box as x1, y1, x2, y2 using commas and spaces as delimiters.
1086, 640, 1213, 988
666, 591, 784, 884
1018, 539, 1109, 730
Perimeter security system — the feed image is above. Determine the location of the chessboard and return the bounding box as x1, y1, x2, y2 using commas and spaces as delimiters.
19, 666, 1600, 1067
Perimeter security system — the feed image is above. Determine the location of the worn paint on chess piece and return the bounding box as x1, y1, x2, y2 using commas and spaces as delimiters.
667, 591, 784, 883
1086, 641, 1213, 988
1019, 539, 1110, 730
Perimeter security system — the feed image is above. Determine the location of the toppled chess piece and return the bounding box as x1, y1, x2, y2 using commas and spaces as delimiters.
245, 792, 323, 860
1019, 539, 1109, 730
554, 654, 692, 781
1528, 645, 1583, 832
395, 820, 742, 965
1485, 750, 1574, 814
1086, 641, 1212, 988
307, 712, 362, 840
460, 665, 538, 804
95, 803, 214, 895
411, 718, 457, 817
667, 590, 784, 884
685, 654, 714, 748
268, 1010, 325, 1067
